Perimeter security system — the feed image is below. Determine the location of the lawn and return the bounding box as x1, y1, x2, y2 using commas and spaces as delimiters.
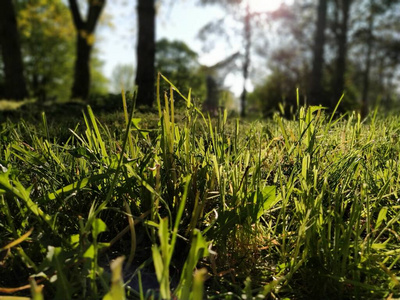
1, 82, 400, 299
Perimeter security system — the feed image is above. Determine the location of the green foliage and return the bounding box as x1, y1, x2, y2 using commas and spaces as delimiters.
248, 68, 302, 118
16, 0, 75, 102
156, 38, 207, 104
11, 0, 108, 102
90, 54, 109, 96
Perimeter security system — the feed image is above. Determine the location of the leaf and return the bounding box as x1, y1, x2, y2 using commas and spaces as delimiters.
153, 217, 171, 299
70, 234, 80, 248
260, 186, 277, 218
92, 218, 107, 240
151, 244, 164, 284
308, 105, 325, 114
248, 186, 278, 221
160, 74, 189, 103
131, 118, 151, 139
192, 268, 207, 300
375, 206, 388, 229
68, 147, 95, 159
84, 245, 95, 260
131, 118, 141, 128
103, 256, 126, 300
174, 230, 209, 299
372, 243, 387, 250
0, 173, 52, 224
301, 155, 310, 179
158, 218, 170, 263
30, 278, 44, 300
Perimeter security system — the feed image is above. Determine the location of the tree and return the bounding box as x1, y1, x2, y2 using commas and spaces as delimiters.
17, 0, 75, 102
199, 0, 254, 115
351, 0, 400, 116
332, 0, 353, 105
249, 47, 309, 118
360, 0, 374, 117
253, 1, 314, 113
0, 0, 28, 100
200, 0, 400, 115
202, 52, 239, 113
68, 0, 105, 100
309, 0, 328, 106
135, 0, 156, 107
240, 1, 251, 117
156, 38, 206, 102
90, 54, 109, 95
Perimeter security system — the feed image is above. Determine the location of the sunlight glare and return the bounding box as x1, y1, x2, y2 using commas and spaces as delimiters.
248, 0, 283, 13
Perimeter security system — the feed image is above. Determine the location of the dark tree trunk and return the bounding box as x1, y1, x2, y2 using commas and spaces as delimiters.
204, 75, 219, 114
309, 0, 328, 106
241, 1, 251, 117
0, 0, 28, 100
136, 0, 156, 107
361, 0, 374, 118
72, 36, 92, 100
68, 0, 105, 100
203, 52, 239, 114
333, 0, 352, 105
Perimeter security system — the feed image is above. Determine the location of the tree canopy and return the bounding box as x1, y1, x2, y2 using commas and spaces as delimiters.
0, 0, 399, 115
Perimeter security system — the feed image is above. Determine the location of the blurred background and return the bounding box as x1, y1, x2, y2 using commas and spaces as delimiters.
1, 0, 400, 118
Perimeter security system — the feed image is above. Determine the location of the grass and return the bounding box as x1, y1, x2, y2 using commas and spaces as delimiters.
1, 77, 400, 299
0, 99, 34, 111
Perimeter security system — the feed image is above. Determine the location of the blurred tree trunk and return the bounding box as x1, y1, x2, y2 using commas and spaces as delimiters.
240, 1, 251, 117
204, 75, 219, 114
361, 0, 374, 118
202, 52, 239, 114
136, 0, 156, 107
309, 0, 328, 106
68, 0, 105, 100
333, 0, 352, 105
0, 0, 28, 100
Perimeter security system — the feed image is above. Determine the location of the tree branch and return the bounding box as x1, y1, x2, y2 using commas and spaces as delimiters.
87, 0, 106, 33
68, 0, 83, 29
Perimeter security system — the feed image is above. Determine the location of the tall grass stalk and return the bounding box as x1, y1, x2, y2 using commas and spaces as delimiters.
1, 78, 400, 299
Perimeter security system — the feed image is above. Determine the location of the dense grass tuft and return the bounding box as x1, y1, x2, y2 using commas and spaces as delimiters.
1, 79, 400, 299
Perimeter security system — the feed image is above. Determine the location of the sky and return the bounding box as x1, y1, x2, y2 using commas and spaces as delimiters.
97, 0, 287, 95
97, 1, 226, 89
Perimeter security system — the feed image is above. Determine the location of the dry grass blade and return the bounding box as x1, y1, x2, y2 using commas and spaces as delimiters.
0, 228, 33, 251
124, 200, 136, 271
